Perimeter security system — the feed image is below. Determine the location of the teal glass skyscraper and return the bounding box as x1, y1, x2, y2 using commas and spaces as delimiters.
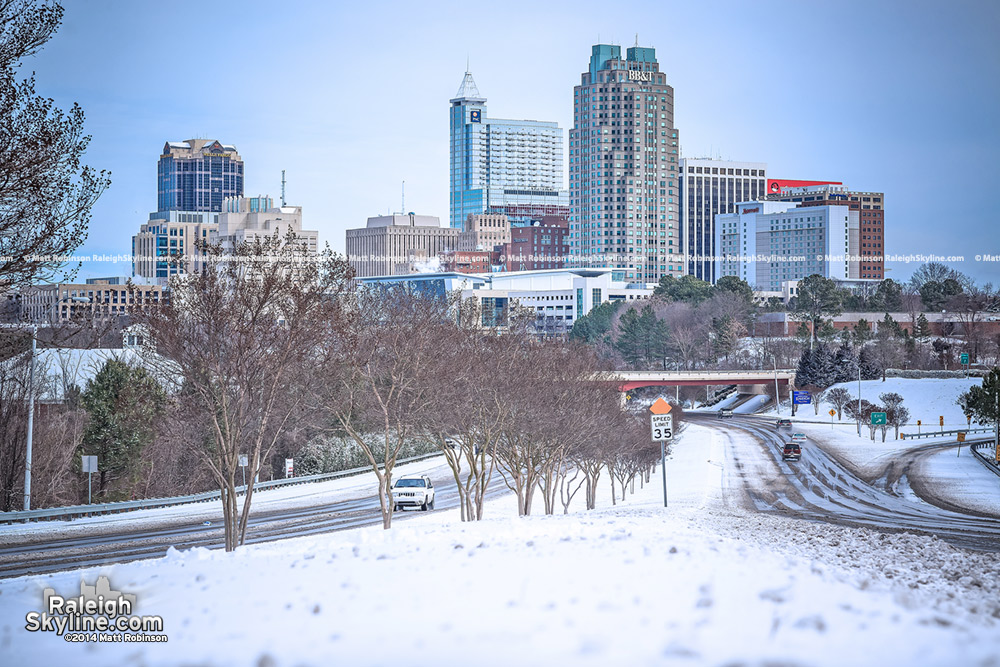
568, 44, 681, 283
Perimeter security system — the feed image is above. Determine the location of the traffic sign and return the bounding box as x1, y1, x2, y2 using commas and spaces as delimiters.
650, 397, 672, 415
939, 415, 944, 427
871, 412, 887, 425
960, 353, 969, 365
81, 455, 98, 473
650, 413, 673, 441
792, 391, 812, 405
829, 409, 836, 416
957, 432, 966, 442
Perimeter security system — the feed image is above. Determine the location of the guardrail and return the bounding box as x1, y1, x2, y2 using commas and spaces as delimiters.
0, 451, 443, 524
900, 427, 994, 440
970, 441, 1000, 479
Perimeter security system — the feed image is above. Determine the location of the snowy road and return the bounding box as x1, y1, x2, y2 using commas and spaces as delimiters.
0, 461, 511, 579
694, 414, 1000, 551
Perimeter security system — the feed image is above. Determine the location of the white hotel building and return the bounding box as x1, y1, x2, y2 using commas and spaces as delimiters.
714, 201, 861, 292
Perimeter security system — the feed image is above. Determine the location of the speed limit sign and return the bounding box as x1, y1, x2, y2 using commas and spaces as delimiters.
650, 414, 673, 441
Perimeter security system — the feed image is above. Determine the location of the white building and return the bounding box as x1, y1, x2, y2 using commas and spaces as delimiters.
212, 196, 318, 254
715, 201, 860, 291
359, 267, 651, 334
679, 158, 768, 282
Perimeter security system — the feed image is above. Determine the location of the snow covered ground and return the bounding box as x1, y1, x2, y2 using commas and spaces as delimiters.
0, 455, 451, 540
2, 422, 998, 666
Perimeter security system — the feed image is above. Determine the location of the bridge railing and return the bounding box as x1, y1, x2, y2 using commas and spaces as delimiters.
0, 451, 442, 524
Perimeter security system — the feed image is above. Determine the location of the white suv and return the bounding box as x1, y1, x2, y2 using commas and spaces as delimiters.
392, 475, 435, 511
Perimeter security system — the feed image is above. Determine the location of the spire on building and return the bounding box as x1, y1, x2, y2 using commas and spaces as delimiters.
454, 70, 483, 101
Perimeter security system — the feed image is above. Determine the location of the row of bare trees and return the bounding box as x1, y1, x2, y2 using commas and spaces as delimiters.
129, 235, 668, 550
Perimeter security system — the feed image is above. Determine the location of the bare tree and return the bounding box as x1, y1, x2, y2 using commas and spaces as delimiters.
142, 236, 352, 551
826, 387, 852, 420
319, 288, 450, 529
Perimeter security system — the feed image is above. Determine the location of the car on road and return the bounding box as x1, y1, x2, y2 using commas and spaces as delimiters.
782, 443, 801, 461
776, 418, 792, 429
392, 475, 435, 512
791, 432, 807, 443
718, 408, 734, 418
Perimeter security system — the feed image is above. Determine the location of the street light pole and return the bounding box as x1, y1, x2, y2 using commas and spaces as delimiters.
772, 355, 780, 416
857, 363, 862, 437
23, 324, 37, 511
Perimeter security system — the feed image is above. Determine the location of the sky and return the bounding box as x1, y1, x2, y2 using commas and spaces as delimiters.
19, 0, 1000, 284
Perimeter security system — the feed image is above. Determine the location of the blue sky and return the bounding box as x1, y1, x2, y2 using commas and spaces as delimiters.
22, 0, 1000, 284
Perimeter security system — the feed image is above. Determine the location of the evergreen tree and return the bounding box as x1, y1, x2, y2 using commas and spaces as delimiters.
811, 344, 838, 388
795, 348, 814, 387
569, 300, 624, 344
858, 346, 882, 380
880, 313, 903, 338
79, 358, 165, 497
614, 307, 645, 367
833, 344, 860, 383
914, 313, 932, 341
711, 315, 738, 362
853, 318, 873, 345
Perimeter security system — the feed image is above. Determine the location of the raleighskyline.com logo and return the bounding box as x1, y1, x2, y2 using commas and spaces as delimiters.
24, 576, 167, 643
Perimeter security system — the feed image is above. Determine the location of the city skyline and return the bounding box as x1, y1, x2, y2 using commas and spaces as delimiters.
19, 0, 1000, 284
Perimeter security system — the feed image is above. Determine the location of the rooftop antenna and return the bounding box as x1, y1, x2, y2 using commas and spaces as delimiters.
280, 169, 286, 206
635, 33, 639, 47
401, 180, 405, 214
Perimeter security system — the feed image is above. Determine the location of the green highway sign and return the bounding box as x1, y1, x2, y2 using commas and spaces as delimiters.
960, 353, 969, 365
871, 412, 887, 425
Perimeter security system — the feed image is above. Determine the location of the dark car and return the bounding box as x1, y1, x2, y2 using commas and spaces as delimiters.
718, 408, 734, 418
782, 443, 801, 461
776, 419, 792, 429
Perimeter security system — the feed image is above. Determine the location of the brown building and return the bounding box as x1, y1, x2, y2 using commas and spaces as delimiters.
441, 250, 494, 274
458, 213, 510, 253
770, 185, 884, 280
502, 216, 569, 271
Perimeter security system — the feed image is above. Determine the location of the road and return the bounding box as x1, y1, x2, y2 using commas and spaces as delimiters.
0, 461, 511, 579
692, 414, 1000, 551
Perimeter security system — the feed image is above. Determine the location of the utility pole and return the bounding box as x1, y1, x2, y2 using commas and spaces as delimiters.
281, 170, 286, 206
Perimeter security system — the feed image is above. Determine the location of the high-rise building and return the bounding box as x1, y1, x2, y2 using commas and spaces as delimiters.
449, 71, 568, 228
132, 210, 218, 282
345, 213, 460, 278
569, 43, 681, 284
769, 184, 885, 280
134, 138, 244, 283
715, 200, 861, 291
157, 139, 244, 213
680, 158, 767, 282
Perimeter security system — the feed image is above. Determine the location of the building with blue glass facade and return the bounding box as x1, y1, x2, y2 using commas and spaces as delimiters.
449, 71, 568, 229
157, 139, 244, 213
568, 44, 681, 284
133, 139, 245, 283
